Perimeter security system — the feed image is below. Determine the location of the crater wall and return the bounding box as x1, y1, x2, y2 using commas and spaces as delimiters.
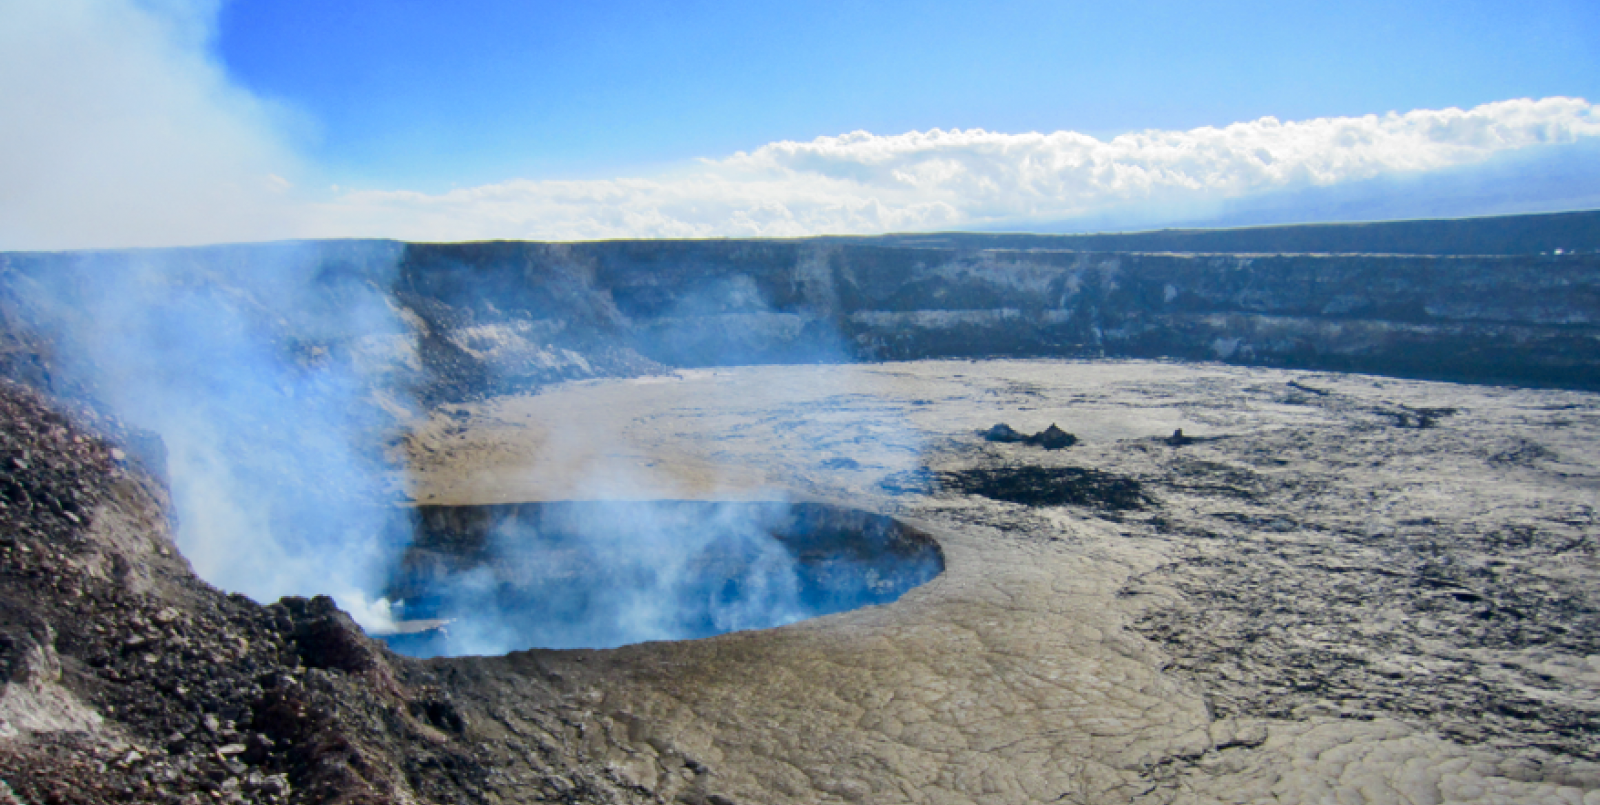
4, 211, 1599, 405
393, 235, 1600, 395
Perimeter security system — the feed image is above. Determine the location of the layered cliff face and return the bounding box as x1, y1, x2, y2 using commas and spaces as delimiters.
4, 212, 1597, 409
392, 239, 1600, 397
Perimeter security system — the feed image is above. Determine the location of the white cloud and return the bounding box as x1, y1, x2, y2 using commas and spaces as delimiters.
320, 97, 1600, 241
0, 0, 307, 250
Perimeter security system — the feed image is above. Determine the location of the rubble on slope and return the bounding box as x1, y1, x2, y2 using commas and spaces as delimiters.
0, 380, 648, 804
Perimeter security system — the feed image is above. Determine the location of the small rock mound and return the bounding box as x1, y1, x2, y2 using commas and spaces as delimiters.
980, 423, 1028, 443
980, 423, 1078, 450
1025, 424, 1077, 450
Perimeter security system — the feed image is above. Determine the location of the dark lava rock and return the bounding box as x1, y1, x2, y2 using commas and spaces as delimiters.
280, 595, 384, 674
982, 423, 1078, 449
1024, 424, 1078, 450
980, 424, 1029, 443
0, 379, 648, 804
939, 466, 1147, 510
1389, 405, 1458, 429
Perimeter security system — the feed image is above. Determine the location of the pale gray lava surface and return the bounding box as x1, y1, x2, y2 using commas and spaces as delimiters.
392, 360, 1600, 804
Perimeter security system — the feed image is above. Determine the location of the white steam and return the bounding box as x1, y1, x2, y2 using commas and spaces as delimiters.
0, 0, 305, 250
408, 502, 814, 657
8, 242, 414, 630
378, 281, 933, 657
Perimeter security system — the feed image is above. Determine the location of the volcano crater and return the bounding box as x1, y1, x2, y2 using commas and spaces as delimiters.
381, 500, 944, 656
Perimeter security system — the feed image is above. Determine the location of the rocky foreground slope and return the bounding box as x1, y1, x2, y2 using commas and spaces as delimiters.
0, 378, 653, 804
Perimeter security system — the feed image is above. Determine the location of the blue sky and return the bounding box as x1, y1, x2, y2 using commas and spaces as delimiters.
216, 0, 1600, 190
2, 0, 1598, 248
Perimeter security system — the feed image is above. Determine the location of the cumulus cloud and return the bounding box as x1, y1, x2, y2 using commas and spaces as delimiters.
321, 97, 1600, 241
0, 0, 306, 250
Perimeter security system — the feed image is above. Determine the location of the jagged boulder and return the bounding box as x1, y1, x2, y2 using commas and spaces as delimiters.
1024, 423, 1077, 450
980, 423, 1028, 443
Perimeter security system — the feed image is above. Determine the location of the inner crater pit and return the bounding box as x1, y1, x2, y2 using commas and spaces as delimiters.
379, 500, 944, 657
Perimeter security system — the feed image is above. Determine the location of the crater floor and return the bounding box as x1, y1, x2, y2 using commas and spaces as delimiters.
394, 359, 1600, 805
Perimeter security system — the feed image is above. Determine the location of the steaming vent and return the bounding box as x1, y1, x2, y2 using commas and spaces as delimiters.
379, 501, 944, 657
